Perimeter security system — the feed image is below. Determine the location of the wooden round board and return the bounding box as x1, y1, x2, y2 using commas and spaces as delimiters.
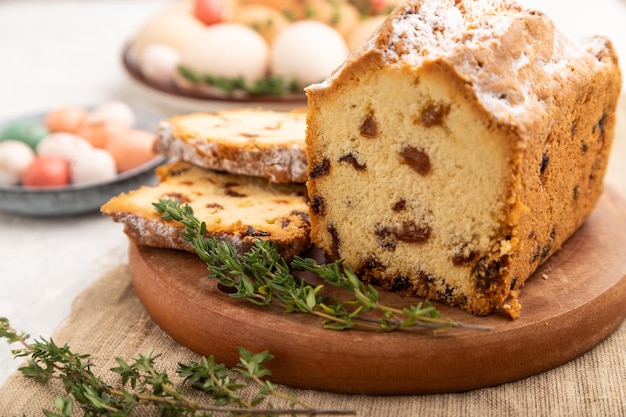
129, 187, 626, 395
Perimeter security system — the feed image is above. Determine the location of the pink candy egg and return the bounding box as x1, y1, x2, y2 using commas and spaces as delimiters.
138, 43, 180, 85
105, 128, 156, 172
75, 120, 126, 149
45, 105, 89, 134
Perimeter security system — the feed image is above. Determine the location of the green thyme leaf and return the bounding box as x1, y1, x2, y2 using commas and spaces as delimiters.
1, 318, 355, 416
177, 65, 302, 97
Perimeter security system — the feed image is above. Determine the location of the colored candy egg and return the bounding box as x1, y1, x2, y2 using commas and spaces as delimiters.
0, 140, 36, 185
36, 132, 93, 162
89, 101, 136, 129
138, 43, 180, 85
369, 0, 403, 15
21, 155, 70, 188
45, 105, 89, 133
75, 120, 127, 149
0, 121, 49, 151
70, 148, 117, 184
105, 128, 156, 172
193, 0, 230, 25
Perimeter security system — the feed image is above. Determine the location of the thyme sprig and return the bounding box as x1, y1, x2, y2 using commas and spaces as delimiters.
0, 317, 355, 416
154, 199, 492, 333
177, 65, 301, 97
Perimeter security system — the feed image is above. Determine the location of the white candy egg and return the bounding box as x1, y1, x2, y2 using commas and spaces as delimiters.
70, 148, 117, 185
271, 20, 349, 89
138, 43, 181, 85
36, 132, 92, 162
131, 10, 205, 57
179, 23, 269, 84
89, 101, 136, 129
0, 140, 36, 185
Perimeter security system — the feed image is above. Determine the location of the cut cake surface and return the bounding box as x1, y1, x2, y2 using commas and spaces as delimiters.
155, 108, 308, 183
101, 160, 311, 261
305, 0, 622, 318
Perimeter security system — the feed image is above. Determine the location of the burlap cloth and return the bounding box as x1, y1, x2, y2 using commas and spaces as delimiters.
1, 263, 625, 416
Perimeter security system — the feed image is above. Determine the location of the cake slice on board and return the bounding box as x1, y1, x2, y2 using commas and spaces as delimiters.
101, 160, 311, 261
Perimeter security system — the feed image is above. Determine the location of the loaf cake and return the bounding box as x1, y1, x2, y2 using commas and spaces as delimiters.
101, 160, 311, 261
305, 0, 621, 318
154, 109, 308, 183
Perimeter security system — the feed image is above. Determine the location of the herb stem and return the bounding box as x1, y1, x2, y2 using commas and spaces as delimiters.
153, 198, 494, 334
1, 317, 356, 416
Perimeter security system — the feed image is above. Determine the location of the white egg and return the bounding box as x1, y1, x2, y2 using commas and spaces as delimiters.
179, 23, 269, 85
138, 43, 181, 85
0, 140, 36, 185
70, 148, 117, 185
36, 132, 92, 162
131, 10, 205, 57
271, 20, 349, 89
89, 101, 136, 129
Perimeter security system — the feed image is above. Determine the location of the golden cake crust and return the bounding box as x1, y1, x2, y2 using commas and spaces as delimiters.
101, 160, 311, 261
305, 0, 622, 318
154, 108, 308, 183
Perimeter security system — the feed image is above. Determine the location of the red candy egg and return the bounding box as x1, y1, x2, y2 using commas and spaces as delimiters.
194, 0, 230, 25
21, 156, 70, 188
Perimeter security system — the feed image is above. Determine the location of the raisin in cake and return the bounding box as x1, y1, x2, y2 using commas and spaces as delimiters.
305, 0, 622, 318
155, 108, 307, 183
101, 160, 310, 261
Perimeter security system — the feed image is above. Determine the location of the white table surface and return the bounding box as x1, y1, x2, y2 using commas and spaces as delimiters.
1, 0, 625, 386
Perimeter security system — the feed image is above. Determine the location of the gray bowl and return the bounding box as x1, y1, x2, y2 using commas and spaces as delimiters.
0, 106, 167, 217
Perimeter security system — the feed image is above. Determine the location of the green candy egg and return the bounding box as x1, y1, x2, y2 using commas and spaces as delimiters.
0, 121, 49, 150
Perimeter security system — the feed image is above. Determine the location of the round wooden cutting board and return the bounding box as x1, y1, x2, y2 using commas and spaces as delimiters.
128, 187, 626, 395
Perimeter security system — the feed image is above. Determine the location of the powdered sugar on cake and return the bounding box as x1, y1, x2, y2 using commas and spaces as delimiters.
312, 0, 605, 131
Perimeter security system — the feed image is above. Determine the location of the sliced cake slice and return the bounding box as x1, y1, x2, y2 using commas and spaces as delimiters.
154, 108, 308, 184
101, 160, 311, 261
